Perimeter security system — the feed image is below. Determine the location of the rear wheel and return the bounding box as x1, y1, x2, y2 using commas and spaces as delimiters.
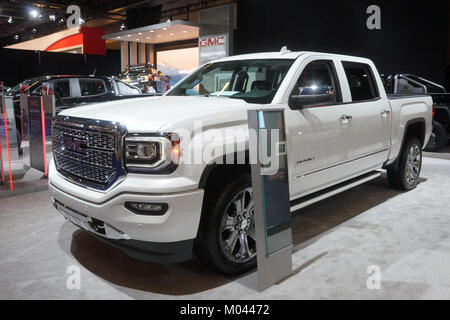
424, 121, 448, 152
195, 174, 256, 275
387, 137, 422, 190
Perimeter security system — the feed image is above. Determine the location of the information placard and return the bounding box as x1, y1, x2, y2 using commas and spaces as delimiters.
248, 109, 293, 291
28, 96, 46, 174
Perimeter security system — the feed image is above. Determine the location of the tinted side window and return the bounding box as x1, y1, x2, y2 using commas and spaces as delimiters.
53, 80, 71, 99
342, 62, 379, 102
292, 60, 340, 103
79, 79, 106, 97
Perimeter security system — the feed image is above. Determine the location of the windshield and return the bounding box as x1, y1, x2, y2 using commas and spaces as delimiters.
167, 59, 295, 104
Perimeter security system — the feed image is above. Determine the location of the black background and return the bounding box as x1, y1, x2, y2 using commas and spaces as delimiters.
236, 0, 449, 86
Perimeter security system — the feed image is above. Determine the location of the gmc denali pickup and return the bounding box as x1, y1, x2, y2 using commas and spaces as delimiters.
49, 50, 433, 275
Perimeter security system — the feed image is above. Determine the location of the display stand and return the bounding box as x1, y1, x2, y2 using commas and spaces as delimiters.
248, 109, 293, 291
27, 92, 55, 177
1, 95, 19, 190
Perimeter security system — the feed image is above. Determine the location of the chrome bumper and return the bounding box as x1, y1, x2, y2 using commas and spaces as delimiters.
54, 200, 130, 240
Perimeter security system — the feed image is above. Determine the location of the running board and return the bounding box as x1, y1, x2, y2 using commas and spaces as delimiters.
290, 171, 382, 213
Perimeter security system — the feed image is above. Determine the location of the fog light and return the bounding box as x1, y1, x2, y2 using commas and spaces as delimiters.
125, 202, 168, 216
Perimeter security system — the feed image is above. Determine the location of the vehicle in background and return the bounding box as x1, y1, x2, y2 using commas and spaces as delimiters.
383, 74, 450, 151
5, 75, 151, 147
117, 63, 153, 90
49, 50, 432, 275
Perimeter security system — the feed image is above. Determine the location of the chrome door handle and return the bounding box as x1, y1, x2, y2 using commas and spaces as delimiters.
381, 110, 391, 118
339, 115, 352, 124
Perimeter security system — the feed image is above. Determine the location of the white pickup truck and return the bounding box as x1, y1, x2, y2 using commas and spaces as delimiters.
49, 50, 433, 275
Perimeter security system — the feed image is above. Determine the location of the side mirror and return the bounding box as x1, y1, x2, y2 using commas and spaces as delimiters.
288, 93, 336, 110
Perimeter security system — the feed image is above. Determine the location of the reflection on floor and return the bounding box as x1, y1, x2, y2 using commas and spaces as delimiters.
0, 155, 450, 299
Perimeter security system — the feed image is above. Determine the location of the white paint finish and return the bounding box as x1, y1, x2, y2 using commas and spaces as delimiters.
52, 51, 433, 248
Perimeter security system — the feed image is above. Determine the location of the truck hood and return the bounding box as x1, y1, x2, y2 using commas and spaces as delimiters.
59, 96, 252, 133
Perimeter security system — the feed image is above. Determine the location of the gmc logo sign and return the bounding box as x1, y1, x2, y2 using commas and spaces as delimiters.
63, 135, 88, 155
199, 36, 226, 47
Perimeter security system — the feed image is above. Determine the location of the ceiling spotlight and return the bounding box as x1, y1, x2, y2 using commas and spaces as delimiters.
32, 28, 37, 33
79, 18, 85, 24
150, 30, 154, 33
49, 14, 56, 21
146, 37, 150, 39
136, 39, 140, 41
120, 23, 125, 30
127, 34, 131, 37
157, 34, 162, 38
163, 27, 167, 30
8, 16, 13, 24
29, 9, 39, 18
169, 32, 174, 36
58, 18, 65, 24
13, 34, 19, 40
182, 30, 187, 33
138, 32, 142, 35
117, 36, 121, 39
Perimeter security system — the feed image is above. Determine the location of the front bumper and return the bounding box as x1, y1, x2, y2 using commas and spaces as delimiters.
49, 161, 204, 263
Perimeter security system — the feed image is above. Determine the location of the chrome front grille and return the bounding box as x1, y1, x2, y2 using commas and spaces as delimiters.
52, 116, 127, 190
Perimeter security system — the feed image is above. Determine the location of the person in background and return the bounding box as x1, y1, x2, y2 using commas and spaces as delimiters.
163, 75, 171, 93
145, 81, 156, 94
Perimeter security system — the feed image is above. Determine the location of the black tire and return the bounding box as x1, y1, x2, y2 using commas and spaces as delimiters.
424, 121, 448, 152
195, 173, 256, 275
387, 137, 422, 190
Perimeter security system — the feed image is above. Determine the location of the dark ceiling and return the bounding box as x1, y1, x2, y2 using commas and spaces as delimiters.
0, 0, 232, 47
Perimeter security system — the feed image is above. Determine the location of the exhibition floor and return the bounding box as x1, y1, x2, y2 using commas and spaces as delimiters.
1, 153, 450, 299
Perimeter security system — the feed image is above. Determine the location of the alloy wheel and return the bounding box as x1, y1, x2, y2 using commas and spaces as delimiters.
406, 144, 421, 185
219, 187, 256, 263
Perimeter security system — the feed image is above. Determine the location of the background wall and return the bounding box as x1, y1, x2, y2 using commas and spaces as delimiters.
0, 48, 121, 87
236, 0, 449, 86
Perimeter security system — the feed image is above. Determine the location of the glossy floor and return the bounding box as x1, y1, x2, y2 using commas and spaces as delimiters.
1, 153, 450, 299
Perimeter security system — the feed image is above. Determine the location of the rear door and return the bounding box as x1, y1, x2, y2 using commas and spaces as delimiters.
340, 61, 391, 162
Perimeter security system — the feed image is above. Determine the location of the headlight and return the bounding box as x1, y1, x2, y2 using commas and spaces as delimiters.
124, 134, 180, 174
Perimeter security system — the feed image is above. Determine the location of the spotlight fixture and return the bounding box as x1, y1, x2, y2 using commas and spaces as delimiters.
29, 9, 39, 18
58, 18, 65, 24
8, 16, 13, 24
32, 28, 37, 33
79, 18, 85, 24
13, 34, 19, 40
49, 14, 56, 21
120, 23, 125, 30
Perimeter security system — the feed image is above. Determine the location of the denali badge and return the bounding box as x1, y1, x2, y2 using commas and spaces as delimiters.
63, 135, 88, 154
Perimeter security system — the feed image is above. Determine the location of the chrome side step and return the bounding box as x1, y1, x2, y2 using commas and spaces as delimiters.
290, 171, 382, 213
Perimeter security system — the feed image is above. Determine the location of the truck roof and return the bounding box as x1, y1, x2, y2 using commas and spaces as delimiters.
214, 51, 373, 64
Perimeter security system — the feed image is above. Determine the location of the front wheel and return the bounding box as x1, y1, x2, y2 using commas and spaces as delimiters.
387, 137, 422, 190
195, 174, 257, 275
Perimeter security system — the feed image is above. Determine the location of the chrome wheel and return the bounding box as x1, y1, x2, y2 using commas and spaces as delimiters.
406, 144, 421, 185
219, 187, 256, 263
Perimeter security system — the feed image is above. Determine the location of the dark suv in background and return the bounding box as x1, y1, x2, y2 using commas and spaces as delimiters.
5, 75, 150, 145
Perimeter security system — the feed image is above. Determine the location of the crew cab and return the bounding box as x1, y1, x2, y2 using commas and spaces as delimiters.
49, 50, 432, 275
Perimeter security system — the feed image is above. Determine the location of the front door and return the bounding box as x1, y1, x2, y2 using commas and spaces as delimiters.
286, 59, 356, 198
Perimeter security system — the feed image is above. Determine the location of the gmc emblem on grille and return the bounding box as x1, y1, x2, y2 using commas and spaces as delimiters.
63, 135, 88, 154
